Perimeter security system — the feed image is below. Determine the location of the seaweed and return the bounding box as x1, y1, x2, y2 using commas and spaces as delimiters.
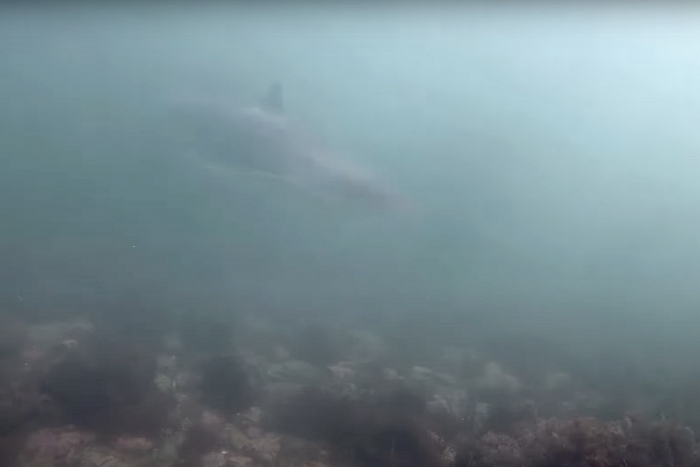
269, 386, 443, 467
39, 337, 170, 437
199, 354, 254, 415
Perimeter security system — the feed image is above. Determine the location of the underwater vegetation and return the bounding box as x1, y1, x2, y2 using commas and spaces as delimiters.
39, 334, 171, 437
199, 354, 255, 415
0, 310, 700, 467
454, 416, 700, 467
268, 386, 444, 467
284, 321, 344, 367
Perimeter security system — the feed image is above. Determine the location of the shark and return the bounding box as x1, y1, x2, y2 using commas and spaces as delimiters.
166, 83, 415, 213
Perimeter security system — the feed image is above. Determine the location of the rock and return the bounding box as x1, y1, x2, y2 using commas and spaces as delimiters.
476, 362, 521, 396
18, 426, 94, 467
26, 320, 93, 351
382, 368, 401, 381
154, 374, 173, 393
226, 425, 281, 463
200, 410, 227, 438
154, 430, 185, 466
80, 448, 133, 467
327, 362, 355, 382
427, 395, 452, 417
410, 365, 456, 387
112, 436, 154, 454
238, 407, 263, 427
156, 355, 178, 373
202, 450, 254, 467
411, 366, 434, 380
348, 330, 388, 363
267, 360, 324, 385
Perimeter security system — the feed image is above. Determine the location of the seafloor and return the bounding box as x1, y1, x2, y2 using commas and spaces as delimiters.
0, 310, 698, 467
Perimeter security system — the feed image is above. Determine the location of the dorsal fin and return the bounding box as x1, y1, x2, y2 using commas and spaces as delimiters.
260, 82, 284, 114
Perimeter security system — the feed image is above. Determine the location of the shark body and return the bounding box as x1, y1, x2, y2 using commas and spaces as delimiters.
167, 83, 414, 212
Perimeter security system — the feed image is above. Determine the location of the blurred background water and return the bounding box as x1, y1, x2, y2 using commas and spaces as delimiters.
2, 3, 700, 381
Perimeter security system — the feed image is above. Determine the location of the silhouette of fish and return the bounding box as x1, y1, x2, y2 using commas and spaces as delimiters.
167, 83, 415, 212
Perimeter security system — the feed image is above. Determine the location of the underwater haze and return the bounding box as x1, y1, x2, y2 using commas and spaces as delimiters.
2, 4, 700, 384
